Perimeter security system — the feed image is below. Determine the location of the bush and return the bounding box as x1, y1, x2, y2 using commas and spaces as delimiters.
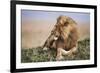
21, 38, 90, 63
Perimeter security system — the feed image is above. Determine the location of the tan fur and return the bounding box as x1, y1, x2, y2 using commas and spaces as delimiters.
43, 15, 79, 60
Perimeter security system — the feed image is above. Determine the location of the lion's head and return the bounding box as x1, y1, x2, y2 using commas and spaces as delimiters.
43, 15, 78, 51
56, 15, 77, 26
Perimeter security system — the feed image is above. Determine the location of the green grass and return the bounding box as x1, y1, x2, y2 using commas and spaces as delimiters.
21, 38, 90, 63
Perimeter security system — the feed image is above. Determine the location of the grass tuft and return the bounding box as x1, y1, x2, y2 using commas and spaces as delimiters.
21, 38, 90, 63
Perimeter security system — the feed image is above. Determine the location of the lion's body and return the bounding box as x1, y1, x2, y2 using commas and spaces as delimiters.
43, 15, 79, 60
56, 27, 78, 51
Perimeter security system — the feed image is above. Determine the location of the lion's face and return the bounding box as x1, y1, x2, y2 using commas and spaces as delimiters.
43, 26, 61, 50
51, 25, 61, 41
51, 16, 68, 41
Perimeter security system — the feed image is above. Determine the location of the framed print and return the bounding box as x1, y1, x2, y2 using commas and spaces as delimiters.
10, 0, 97, 72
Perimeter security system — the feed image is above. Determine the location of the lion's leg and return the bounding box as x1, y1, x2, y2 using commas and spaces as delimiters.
42, 40, 49, 51
60, 48, 71, 55
67, 46, 77, 57
56, 48, 64, 61
61, 46, 77, 56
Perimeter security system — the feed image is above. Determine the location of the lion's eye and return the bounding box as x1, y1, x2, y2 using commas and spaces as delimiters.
51, 32, 54, 34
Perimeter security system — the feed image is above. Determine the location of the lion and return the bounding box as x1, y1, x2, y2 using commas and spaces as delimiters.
43, 15, 79, 60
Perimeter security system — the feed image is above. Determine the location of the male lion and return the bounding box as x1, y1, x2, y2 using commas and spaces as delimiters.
43, 15, 79, 60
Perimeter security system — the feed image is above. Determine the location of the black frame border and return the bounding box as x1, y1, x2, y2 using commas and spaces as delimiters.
10, 0, 97, 73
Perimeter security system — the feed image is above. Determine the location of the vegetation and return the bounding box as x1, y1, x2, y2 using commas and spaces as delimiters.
21, 38, 90, 63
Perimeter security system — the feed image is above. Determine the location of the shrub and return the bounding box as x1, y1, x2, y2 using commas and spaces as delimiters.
21, 38, 90, 63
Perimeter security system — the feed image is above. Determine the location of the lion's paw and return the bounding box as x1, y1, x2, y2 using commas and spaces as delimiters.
56, 56, 64, 61
43, 47, 48, 51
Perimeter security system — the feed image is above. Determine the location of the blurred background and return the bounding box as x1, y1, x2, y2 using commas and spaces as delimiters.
21, 10, 90, 49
